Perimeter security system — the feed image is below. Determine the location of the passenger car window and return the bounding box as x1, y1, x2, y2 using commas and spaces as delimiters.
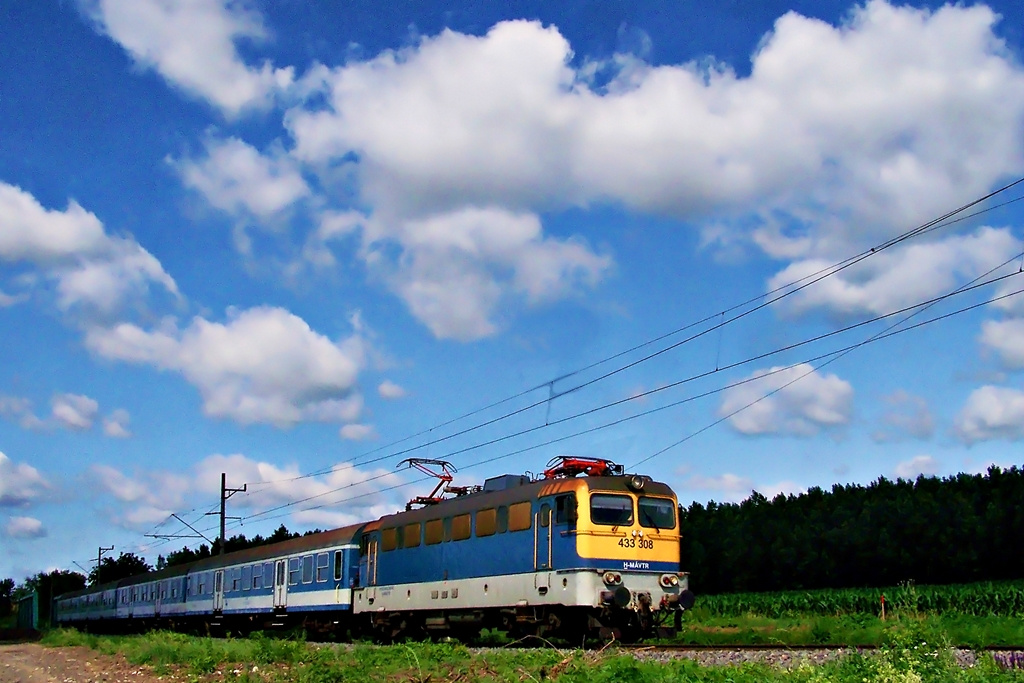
302, 555, 314, 583
638, 496, 676, 529
334, 550, 343, 581
590, 494, 634, 525
316, 553, 330, 582
288, 558, 300, 585
508, 502, 532, 532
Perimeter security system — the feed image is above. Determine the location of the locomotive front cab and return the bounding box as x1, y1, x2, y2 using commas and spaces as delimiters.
571, 474, 694, 637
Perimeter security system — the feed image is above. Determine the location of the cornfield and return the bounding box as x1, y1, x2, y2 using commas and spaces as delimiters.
696, 580, 1024, 618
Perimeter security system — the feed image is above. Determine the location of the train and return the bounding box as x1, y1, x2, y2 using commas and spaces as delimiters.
53, 456, 695, 642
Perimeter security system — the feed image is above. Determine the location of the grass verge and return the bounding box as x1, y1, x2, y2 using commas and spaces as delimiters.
39, 622, 1024, 682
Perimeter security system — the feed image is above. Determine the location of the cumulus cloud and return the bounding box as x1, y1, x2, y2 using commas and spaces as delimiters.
339, 423, 376, 441
0, 452, 49, 507
372, 208, 610, 340
894, 454, 939, 479
768, 228, 1021, 318
90, 464, 190, 530
0, 395, 45, 431
377, 380, 406, 400
872, 390, 934, 442
103, 409, 132, 438
0, 182, 178, 318
175, 136, 310, 220
51, 393, 100, 430
719, 363, 854, 436
980, 318, 1024, 369
82, 0, 294, 115
85, 306, 367, 426
4, 516, 46, 539
287, 4, 1024, 242
955, 385, 1024, 443
194, 453, 402, 522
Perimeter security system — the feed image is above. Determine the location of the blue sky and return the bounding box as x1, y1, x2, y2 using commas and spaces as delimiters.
2, 0, 1024, 581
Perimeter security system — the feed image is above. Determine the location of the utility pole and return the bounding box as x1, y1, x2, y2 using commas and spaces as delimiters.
205, 473, 246, 555
95, 545, 113, 585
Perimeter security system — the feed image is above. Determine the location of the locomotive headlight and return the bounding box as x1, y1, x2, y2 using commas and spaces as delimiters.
627, 475, 646, 491
660, 574, 679, 588
603, 571, 622, 585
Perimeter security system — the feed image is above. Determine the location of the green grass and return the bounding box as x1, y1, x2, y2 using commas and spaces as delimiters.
40, 625, 1024, 682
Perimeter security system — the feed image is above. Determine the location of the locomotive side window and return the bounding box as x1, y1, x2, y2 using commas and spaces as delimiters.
404, 523, 422, 548
425, 519, 444, 545
539, 503, 551, 528
555, 494, 577, 524
638, 496, 676, 529
381, 527, 398, 552
590, 494, 634, 525
451, 513, 471, 541
508, 502, 532, 532
475, 508, 497, 537
496, 506, 508, 533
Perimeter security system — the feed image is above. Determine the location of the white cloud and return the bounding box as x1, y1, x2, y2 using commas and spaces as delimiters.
719, 363, 854, 436
872, 390, 934, 442
83, 0, 294, 115
0, 182, 178, 318
0, 452, 49, 507
0, 183, 107, 262
767, 228, 1021, 318
194, 453, 402, 518
103, 409, 132, 438
377, 380, 406, 400
339, 423, 376, 441
0, 395, 45, 431
287, 4, 1024, 246
4, 516, 46, 539
894, 454, 939, 479
278, 3, 1024, 338
90, 464, 190, 530
367, 208, 610, 340
955, 385, 1024, 443
51, 393, 100, 430
175, 137, 310, 219
85, 306, 367, 426
980, 318, 1024, 369
678, 472, 803, 502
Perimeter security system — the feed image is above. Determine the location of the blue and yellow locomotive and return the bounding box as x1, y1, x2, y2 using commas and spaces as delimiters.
54, 457, 694, 641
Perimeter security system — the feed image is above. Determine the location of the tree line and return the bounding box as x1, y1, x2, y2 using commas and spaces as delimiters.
680, 465, 1024, 594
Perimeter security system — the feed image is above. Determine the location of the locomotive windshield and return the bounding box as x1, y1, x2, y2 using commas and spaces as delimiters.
638, 496, 676, 529
590, 493, 633, 525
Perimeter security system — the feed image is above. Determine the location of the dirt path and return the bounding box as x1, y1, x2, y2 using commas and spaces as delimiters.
0, 644, 169, 683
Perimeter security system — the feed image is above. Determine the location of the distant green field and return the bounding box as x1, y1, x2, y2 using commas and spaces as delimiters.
696, 579, 1024, 618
